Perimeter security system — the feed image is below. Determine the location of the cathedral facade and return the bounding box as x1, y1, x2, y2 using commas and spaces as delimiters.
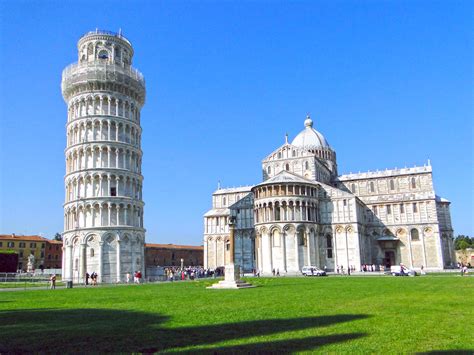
203, 116, 455, 274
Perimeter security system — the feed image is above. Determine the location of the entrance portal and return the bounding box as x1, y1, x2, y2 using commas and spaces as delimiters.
384, 251, 395, 268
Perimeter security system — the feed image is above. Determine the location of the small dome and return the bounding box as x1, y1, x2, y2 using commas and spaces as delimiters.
291, 115, 330, 149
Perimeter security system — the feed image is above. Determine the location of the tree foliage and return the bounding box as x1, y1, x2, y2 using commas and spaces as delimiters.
454, 235, 473, 250
54, 233, 62, 241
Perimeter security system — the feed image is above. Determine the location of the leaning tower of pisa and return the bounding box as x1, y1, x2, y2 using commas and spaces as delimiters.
61, 30, 146, 283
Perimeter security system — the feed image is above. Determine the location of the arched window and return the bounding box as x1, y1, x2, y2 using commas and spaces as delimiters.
390, 179, 395, 190
98, 50, 109, 60
90, 248, 94, 257
285, 163, 290, 171
410, 228, 419, 241
351, 183, 356, 193
223, 197, 226, 206
370, 181, 375, 193
326, 235, 333, 258
278, 152, 282, 159
413, 202, 418, 213
298, 229, 305, 246
305, 161, 309, 170
411, 177, 416, 189
267, 166, 271, 174
274, 202, 280, 221
292, 150, 296, 157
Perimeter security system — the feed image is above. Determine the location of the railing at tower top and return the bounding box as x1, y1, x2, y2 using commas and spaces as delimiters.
80, 30, 132, 47
61, 62, 145, 91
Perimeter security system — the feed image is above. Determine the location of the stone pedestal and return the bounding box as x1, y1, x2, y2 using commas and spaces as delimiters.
208, 264, 255, 289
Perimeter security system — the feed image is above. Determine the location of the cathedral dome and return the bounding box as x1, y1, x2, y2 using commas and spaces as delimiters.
291, 115, 330, 149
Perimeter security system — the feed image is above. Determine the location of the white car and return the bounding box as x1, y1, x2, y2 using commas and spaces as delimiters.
301, 266, 327, 276
390, 265, 416, 276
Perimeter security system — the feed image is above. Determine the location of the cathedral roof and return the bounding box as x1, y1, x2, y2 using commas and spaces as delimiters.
204, 208, 230, 217
291, 115, 330, 149
255, 170, 315, 187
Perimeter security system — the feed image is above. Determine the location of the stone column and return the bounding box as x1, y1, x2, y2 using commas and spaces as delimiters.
98, 241, 104, 283
407, 232, 414, 268
345, 228, 350, 271
315, 234, 320, 268
131, 240, 136, 274
204, 238, 208, 269
61, 246, 66, 279
306, 231, 311, 266
229, 221, 235, 265
80, 243, 86, 282
140, 241, 145, 276
294, 233, 300, 272
421, 231, 427, 268
282, 231, 287, 272
214, 238, 218, 269
116, 240, 121, 282
268, 232, 273, 273
67, 244, 73, 281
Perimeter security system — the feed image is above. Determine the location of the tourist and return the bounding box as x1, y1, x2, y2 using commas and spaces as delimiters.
336, 265, 340, 274
276, 268, 280, 276
49, 274, 56, 289
91, 272, 97, 286
85, 272, 90, 286
126, 272, 130, 283
272, 268, 275, 276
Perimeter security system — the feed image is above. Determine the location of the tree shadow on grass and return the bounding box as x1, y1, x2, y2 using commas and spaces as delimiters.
0, 309, 368, 353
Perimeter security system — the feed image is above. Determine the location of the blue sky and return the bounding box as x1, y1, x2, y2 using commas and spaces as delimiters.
0, 0, 472, 244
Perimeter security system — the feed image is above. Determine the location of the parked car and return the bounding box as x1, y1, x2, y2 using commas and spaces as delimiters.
390, 265, 416, 276
301, 266, 327, 276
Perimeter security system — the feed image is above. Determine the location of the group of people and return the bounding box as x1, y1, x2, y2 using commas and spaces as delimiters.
361, 264, 379, 272
164, 266, 221, 281
458, 263, 470, 276
85, 272, 98, 286
336, 265, 357, 275
125, 271, 142, 283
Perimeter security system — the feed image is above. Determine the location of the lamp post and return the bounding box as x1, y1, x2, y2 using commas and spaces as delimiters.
180, 258, 184, 270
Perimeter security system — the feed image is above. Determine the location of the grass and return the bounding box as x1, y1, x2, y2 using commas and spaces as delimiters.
0, 276, 472, 353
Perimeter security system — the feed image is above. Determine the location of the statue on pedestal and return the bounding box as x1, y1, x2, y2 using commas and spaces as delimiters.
27, 253, 35, 273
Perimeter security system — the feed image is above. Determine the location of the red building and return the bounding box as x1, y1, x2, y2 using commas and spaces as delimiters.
44, 240, 63, 269
145, 244, 203, 267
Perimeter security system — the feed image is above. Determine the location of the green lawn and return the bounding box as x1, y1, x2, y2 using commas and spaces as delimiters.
0, 276, 472, 353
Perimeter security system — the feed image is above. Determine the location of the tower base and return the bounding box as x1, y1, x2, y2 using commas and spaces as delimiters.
207, 264, 255, 289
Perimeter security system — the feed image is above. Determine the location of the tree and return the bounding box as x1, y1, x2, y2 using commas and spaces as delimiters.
454, 235, 472, 250
54, 233, 63, 241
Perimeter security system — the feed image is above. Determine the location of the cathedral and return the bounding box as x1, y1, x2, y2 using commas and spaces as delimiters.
203, 116, 455, 274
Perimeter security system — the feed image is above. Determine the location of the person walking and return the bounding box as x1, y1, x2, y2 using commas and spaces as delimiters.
49, 274, 56, 289
85, 272, 90, 286
126, 272, 131, 283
